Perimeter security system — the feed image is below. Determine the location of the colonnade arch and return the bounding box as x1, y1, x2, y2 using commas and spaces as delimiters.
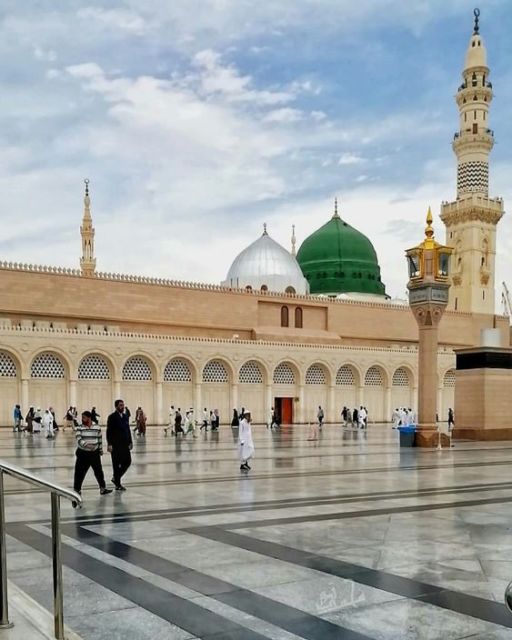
121, 354, 156, 423
0, 344, 424, 426
29, 351, 68, 419
77, 353, 114, 424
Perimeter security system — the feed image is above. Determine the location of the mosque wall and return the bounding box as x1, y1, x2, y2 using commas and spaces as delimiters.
0, 323, 458, 427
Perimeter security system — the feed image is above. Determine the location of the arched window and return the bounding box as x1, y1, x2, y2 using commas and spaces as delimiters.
239, 361, 263, 384
285, 286, 296, 294
295, 307, 303, 328
78, 355, 111, 380
122, 357, 152, 381
273, 363, 295, 385
203, 360, 228, 383
392, 367, 410, 387
0, 352, 17, 378
164, 358, 192, 382
281, 306, 289, 327
305, 365, 326, 385
443, 370, 456, 388
31, 353, 65, 379
364, 366, 383, 386
260, 284, 268, 292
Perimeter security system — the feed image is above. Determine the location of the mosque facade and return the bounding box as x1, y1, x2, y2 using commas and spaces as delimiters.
0, 12, 507, 427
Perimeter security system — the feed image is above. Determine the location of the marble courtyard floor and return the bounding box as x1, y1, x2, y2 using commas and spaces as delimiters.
2, 424, 512, 640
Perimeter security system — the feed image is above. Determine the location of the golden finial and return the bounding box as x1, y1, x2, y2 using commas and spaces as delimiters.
291, 224, 296, 256
84, 178, 90, 197
425, 206, 434, 239
263, 222, 267, 236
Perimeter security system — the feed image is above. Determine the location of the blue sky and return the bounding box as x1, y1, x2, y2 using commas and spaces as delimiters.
1, 1, 511, 300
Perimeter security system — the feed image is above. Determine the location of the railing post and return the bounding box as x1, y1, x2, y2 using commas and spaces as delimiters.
0, 470, 13, 629
51, 493, 64, 639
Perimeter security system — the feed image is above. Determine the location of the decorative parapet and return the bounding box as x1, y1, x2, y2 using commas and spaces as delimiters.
0, 321, 433, 354
440, 194, 504, 225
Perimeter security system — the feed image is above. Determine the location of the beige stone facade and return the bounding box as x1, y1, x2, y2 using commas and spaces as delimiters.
0, 262, 507, 426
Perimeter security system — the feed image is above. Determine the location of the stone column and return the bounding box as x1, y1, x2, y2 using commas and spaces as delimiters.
194, 383, 202, 416
328, 385, 336, 423
21, 378, 29, 411
69, 379, 77, 408
265, 384, 272, 423
155, 381, 163, 425
411, 305, 447, 447
385, 386, 392, 423
298, 384, 305, 423
231, 383, 238, 414
357, 385, 364, 408
114, 380, 121, 400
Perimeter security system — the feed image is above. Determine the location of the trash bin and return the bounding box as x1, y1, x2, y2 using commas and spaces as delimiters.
398, 425, 416, 447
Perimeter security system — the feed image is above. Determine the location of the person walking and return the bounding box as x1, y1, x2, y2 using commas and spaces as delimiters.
106, 399, 133, 491
164, 405, 175, 436
201, 408, 209, 432
212, 409, 220, 431
352, 407, 358, 428
42, 408, 54, 439
33, 408, 42, 434
358, 406, 367, 430
448, 408, 455, 430
13, 404, 22, 432
392, 408, 400, 429
239, 411, 255, 471
317, 406, 324, 430
174, 408, 184, 436
135, 406, 146, 437
91, 406, 100, 425
72, 410, 113, 508
25, 407, 35, 434
231, 409, 239, 428
63, 407, 74, 432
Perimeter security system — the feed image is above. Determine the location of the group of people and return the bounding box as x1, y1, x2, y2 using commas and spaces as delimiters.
391, 407, 418, 429
14, 405, 59, 439
164, 406, 220, 437
341, 406, 369, 429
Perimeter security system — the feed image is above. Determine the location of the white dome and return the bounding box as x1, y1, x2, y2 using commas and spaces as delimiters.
222, 229, 309, 295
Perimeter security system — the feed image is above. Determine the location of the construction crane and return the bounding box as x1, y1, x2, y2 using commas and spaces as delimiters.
502, 282, 512, 318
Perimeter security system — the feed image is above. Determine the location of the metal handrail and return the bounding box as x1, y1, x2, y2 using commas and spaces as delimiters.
0, 459, 82, 639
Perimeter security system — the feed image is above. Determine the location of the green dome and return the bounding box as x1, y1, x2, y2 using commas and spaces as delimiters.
296, 209, 386, 297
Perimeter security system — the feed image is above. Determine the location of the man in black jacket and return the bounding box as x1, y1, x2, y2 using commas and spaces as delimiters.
106, 399, 133, 491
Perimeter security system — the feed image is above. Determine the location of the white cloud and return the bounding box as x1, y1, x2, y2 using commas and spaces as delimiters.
76, 8, 148, 36
263, 108, 304, 124
338, 152, 364, 165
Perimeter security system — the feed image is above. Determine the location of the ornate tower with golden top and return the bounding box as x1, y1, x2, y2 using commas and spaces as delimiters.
440, 8, 504, 315
80, 179, 96, 277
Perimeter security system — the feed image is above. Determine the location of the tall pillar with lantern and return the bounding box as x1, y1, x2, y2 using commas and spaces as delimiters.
406, 208, 452, 448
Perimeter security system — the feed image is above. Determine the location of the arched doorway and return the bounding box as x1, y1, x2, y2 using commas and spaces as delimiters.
272, 362, 298, 424
30, 352, 67, 418
363, 365, 386, 422
77, 354, 114, 422
335, 365, 358, 414
121, 356, 155, 423
0, 352, 20, 426
238, 360, 265, 423
202, 359, 231, 425
163, 358, 193, 417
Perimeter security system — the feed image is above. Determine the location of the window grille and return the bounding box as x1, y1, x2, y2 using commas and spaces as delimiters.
392, 367, 410, 387
31, 353, 65, 379
365, 366, 383, 386
203, 360, 228, 383
336, 366, 355, 386
164, 358, 192, 382
443, 370, 456, 388
305, 364, 325, 385
239, 361, 263, 384
78, 354, 111, 380
122, 356, 152, 381
273, 363, 295, 385
0, 352, 17, 378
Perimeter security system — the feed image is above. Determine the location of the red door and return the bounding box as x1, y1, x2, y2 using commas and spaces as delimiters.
277, 397, 293, 425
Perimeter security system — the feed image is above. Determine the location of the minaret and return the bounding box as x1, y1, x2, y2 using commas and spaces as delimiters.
80, 179, 97, 277
440, 8, 504, 315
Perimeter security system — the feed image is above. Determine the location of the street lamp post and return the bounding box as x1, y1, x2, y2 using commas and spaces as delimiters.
406, 208, 452, 448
